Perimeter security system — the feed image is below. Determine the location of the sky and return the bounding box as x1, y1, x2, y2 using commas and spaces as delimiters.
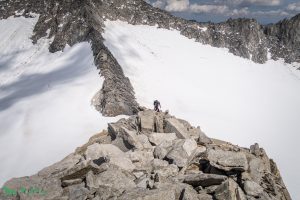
145, 0, 300, 24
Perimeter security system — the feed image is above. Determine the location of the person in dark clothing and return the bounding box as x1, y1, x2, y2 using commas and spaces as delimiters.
154, 100, 161, 112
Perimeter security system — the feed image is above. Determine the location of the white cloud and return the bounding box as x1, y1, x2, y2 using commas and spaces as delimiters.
227, 0, 282, 6
287, 2, 300, 12
150, 0, 292, 17
165, 0, 190, 12
229, 7, 250, 16
152, 0, 166, 8
252, 9, 290, 17
190, 4, 229, 14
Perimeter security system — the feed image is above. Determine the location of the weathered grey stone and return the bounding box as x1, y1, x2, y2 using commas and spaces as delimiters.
94, 186, 124, 200
202, 185, 219, 194
248, 157, 267, 183
181, 187, 199, 200
164, 118, 189, 139
153, 140, 174, 159
197, 193, 214, 200
0, 111, 291, 200
3, 175, 63, 200
166, 139, 198, 168
154, 164, 179, 178
148, 133, 177, 146
244, 180, 264, 197
117, 187, 176, 200
65, 183, 90, 200
135, 175, 150, 189
196, 127, 212, 145
38, 153, 82, 178
116, 127, 144, 149
137, 110, 165, 132
183, 173, 227, 187
207, 148, 248, 171
94, 166, 136, 191
250, 143, 261, 156
214, 179, 247, 200
85, 143, 135, 171
151, 158, 169, 169
127, 149, 154, 170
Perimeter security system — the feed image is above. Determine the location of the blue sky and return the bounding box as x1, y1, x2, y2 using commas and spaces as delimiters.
146, 0, 300, 24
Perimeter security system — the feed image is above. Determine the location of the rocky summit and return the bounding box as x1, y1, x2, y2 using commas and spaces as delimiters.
0, 110, 291, 200
1, 0, 300, 116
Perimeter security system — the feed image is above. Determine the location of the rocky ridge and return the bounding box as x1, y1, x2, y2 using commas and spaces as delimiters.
1, 0, 299, 116
0, 110, 291, 200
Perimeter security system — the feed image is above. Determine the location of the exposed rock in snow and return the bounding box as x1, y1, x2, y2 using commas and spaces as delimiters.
0, 110, 291, 200
1, 0, 299, 116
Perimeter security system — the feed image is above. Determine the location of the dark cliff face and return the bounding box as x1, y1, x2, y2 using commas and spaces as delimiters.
0, 0, 299, 117
264, 14, 300, 63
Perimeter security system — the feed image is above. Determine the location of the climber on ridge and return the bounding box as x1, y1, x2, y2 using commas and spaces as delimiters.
154, 100, 161, 112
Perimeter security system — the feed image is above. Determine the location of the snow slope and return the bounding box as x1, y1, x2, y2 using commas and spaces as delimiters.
0, 17, 121, 186
103, 20, 300, 199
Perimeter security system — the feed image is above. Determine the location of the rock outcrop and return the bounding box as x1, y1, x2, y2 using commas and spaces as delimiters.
1, 0, 299, 116
0, 110, 291, 200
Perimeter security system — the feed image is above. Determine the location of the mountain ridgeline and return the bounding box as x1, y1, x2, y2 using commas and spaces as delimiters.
0, 110, 292, 199
1, 0, 300, 117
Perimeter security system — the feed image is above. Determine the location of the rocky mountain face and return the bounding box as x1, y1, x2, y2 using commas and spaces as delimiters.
1, 0, 299, 116
0, 110, 291, 200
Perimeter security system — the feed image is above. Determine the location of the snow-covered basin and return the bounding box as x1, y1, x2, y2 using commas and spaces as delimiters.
103, 20, 300, 199
0, 17, 123, 186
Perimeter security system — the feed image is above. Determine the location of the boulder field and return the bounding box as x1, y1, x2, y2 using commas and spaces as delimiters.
0, 110, 291, 200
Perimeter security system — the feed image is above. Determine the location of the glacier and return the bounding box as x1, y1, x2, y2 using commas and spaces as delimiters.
103, 20, 300, 199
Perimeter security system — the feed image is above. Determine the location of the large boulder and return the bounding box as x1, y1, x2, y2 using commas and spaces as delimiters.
165, 139, 198, 168
85, 143, 135, 171
207, 148, 248, 172
86, 165, 136, 192
153, 140, 174, 159
214, 179, 247, 200
127, 149, 154, 170
183, 173, 227, 187
1, 175, 63, 200
164, 118, 189, 139
148, 133, 177, 146
164, 118, 211, 144
243, 180, 264, 197
137, 110, 164, 133
117, 187, 176, 200
109, 121, 153, 151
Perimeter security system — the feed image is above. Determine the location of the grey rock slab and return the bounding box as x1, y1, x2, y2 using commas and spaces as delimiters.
214, 179, 247, 200
181, 187, 199, 200
85, 143, 135, 171
117, 187, 176, 200
164, 118, 189, 139
183, 173, 227, 187
94, 166, 136, 191
65, 183, 89, 200
154, 164, 179, 178
137, 110, 165, 132
148, 132, 177, 146
207, 148, 248, 172
243, 180, 264, 197
166, 139, 198, 168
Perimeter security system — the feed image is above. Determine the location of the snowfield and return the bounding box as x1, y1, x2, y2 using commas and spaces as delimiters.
103, 20, 300, 199
0, 17, 122, 186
